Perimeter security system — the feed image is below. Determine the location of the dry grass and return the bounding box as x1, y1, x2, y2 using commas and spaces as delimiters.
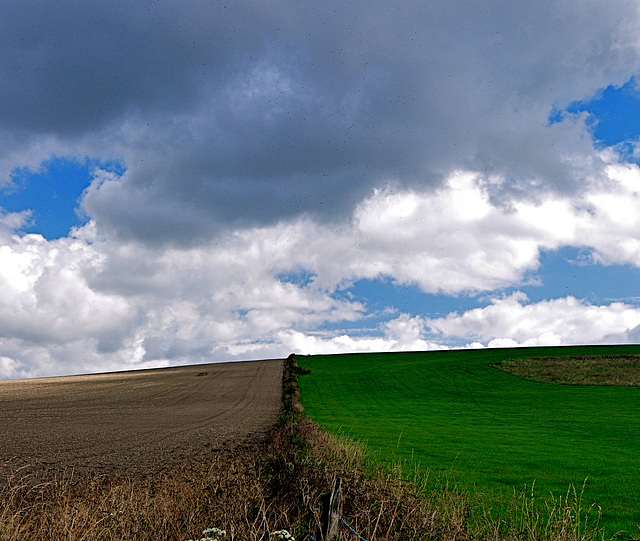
492, 355, 640, 386
0, 448, 273, 540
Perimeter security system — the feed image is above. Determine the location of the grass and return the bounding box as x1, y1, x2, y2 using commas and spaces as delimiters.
493, 354, 640, 385
0, 351, 625, 540
0, 448, 277, 540
297, 345, 640, 538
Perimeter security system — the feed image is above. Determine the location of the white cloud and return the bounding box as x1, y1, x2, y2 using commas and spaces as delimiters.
327, 158, 640, 294
280, 313, 446, 356
0, 233, 135, 345
346, 173, 546, 293
425, 292, 640, 347
0, 220, 367, 378
0, 209, 32, 239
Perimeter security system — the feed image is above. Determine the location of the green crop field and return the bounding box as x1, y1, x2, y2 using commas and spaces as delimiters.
297, 345, 640, 538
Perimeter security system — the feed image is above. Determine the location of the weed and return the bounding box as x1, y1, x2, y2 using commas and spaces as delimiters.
493, 354, 640, 386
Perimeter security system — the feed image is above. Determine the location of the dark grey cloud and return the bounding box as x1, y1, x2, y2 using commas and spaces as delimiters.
1, 0, 639, 243
0, 0, 266, 133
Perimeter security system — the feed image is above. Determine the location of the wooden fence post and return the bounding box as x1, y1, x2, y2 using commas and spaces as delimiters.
320, 478, 343, 540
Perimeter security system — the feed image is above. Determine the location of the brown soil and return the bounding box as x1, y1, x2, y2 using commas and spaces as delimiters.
0, 359, 283, 482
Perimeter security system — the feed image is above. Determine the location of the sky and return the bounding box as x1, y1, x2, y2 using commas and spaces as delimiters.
2, 0, 640, 378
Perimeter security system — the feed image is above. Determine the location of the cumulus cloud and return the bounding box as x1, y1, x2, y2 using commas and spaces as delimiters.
0, 209, 32, 237
280, 314, 445, 356
1, 0, 640, 242
0, 221, 368, 378
424, 292, 640, 347
293, 160, 640, 295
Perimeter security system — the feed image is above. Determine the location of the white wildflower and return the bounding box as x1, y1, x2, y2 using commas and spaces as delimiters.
202, 528, 226, 537
185, 527, 226, 541
271, 530, 295, 541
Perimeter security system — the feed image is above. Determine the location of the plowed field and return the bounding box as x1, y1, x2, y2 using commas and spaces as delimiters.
0, 359, 283, 481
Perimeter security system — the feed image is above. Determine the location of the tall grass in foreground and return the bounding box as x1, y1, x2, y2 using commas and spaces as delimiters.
0, 448, 275, 540
0, 356, 608, 540
307, 425, 607, 541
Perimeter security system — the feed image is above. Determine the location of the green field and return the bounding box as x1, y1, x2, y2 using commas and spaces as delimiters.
297, 345, 640, 538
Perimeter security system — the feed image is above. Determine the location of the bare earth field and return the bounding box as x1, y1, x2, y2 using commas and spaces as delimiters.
0, 359, 283, 482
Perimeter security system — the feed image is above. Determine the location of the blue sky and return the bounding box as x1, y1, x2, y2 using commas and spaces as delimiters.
2, 0, 640, 378
1, 159, 90, 239
566, 78, 640, 149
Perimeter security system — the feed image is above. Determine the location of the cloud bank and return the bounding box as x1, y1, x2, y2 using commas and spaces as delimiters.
2, 160, 640, 378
